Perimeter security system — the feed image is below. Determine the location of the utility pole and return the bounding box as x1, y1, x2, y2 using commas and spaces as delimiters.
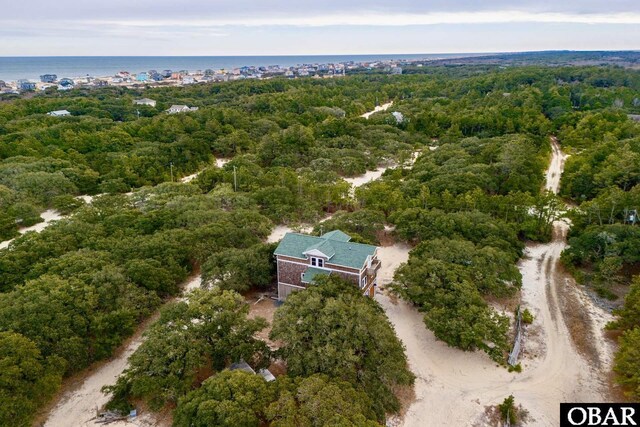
233, 166, 237, 192
170, 162, 174, 182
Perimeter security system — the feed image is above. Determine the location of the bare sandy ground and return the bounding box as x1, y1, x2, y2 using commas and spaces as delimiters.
375, 137, 614, 426
360, 101, 394, 119
180, 158, 230, 183
0, 209, 63, 250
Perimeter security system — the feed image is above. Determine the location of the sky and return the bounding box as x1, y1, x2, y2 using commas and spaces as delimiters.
1, 0, 639, 56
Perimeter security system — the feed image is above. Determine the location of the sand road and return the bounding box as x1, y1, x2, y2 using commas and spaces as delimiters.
375, 137, 614, 426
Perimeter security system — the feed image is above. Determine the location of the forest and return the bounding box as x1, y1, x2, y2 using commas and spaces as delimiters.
0, 63, 639, 425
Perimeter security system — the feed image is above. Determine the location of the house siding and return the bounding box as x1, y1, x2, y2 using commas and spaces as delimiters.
277, 258, 309, 288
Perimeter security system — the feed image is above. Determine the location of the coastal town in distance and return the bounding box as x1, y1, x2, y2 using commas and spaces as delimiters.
1, 59, 397, 94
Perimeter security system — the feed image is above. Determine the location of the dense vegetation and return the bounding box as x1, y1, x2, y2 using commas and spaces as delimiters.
106, 277, 410, 425
1, 63, 639, 423
552, 91, 640, 398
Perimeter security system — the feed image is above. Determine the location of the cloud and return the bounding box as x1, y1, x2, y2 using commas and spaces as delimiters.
89, 11, 640, 27
1, 1, 638, 56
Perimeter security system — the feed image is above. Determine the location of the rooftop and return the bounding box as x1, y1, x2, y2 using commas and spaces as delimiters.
274, 230, 376, 269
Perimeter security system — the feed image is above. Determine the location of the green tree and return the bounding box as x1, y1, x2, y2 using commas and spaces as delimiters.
613, 327, 640, 400
270, 276, 414, 418
173, 370, 274, 427
0, 332, 64, 427
105, 289, 270, 410
266, 375, 379, 427
201, 243, 276, 292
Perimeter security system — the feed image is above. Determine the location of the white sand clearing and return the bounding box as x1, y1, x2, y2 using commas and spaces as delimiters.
375, 137, 614, 427
180, 158, 230, 183
0, 209, 63, 250
266, 214, 333, 243
360, 101, 394, 119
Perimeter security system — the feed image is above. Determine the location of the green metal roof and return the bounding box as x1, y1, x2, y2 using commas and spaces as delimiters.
301, 267, 330, 283
274, 230, 377, 270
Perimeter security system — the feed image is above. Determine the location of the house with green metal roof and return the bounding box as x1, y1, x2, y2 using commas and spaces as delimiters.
274, 230, 381, 300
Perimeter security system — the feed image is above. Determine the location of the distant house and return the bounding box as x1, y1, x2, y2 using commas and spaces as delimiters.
134, 98, 157, 107
390, 67, 403, 75
58, 78, 74, 90
136, 72, 149, 82
274, 230, 380, 301
47, 110, 71, 117
40, 74, 57, 83
182, 76, 195, 85
17, 80, 36, 91
93, 79, 109, 87
166, 105, 199, 114
161, 70, 172, 78
0, 80, 6, 88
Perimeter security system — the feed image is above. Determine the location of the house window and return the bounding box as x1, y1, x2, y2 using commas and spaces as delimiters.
361, 276, 367, 288
311, 257, 324, 268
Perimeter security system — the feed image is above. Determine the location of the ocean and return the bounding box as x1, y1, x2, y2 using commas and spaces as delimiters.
0, 54, 482, 82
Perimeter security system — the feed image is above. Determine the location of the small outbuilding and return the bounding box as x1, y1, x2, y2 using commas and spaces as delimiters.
134, 98, 157, 107
47, 110, 71, 117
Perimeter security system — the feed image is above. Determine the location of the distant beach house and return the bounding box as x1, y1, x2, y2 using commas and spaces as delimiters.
17, 80, 36, 91
134, 98, 157, 107
40, 74, 57, 83
167, 105, 199, 114
136, 72, 149, 82
47, 110, 71, 117
274, 230, 380, 301
58, 78, 74, 90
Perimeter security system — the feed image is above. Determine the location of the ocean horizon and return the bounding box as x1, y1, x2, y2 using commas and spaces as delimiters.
0, 53, 487, 82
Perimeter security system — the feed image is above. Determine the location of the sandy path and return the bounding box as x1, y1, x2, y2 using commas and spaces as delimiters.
375, 137, 614, 426
42, 275, 203, 427
360, 101, 394, 119
0, 209, 63, 250
1, 194, 106, 251
180, 158, 230, 183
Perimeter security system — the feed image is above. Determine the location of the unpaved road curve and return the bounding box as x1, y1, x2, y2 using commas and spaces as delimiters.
376, 137, 614, 426
360, 101, 393, 119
